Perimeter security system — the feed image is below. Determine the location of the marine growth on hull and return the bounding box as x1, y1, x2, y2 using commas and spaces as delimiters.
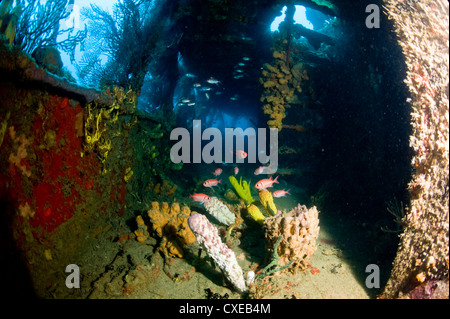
0, 0, 448, 301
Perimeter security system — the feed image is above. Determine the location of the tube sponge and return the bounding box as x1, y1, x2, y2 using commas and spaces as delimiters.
188, 213, 247, 293
134, 215, 149, 242
147, 201, 196, 258
258, 189, 277, 216
229, 176, 254, 205
246, 204, 265, 225
203, 196, 236, 226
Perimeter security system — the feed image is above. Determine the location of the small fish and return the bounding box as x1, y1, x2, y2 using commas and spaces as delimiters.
186, 73, 196, 78
193, 83, 202, 87
206, 77, 221, 85
187, 102, 196, 106
272, 189, 291, 198
237, 62, 245, 66
254, 166, 265, 175
235, 69, 244, 73
234, 166, 239, 175
205, 93, 210, 100
203, 179, 221, 187
242, 57, 250, 61
233, 150, 247, 159
190, 193, 211, 204
255, 176, 279, 190
230, 97, 238, 101
181, 99, 191, 103
233, 75, 244, 79
213, 168, 222, 176
279, 147, 298, 154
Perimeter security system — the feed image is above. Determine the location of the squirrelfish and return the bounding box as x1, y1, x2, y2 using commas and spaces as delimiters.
272, 189, 290, 198
254, 166, 265, 175
255, 176, 279, 190
234, 166, 239, 175
203, 179, 221, 187
234, 150, 247, 159
213, 168, 222, 176
190, 193, 211, 203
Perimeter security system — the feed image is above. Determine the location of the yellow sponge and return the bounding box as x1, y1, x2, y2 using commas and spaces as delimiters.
259, 189, 277, 216
247, 204, 265, 225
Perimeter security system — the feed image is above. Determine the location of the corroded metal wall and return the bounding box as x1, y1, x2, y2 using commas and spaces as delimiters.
381, 0, 449, 298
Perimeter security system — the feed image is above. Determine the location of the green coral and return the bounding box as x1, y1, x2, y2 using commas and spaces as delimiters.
228, 176, 254, 206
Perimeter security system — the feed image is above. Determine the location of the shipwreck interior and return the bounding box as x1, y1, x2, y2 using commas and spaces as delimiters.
0, 0, 447, 300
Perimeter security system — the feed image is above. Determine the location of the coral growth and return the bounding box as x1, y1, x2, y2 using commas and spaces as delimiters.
228, 176, 254, 205
258, 189, 277, 216
77, 0, 176, 90
246, 204, 265, 225
264, 204, 320, 273
224, 188, 239, 202
8, 126, 31, 177
259, 49, 308, 131
0, 111, 10, 147
381, 0, 449, 298
150, 179, 178, 197
147, 201, 196, 258
82, 103, 111, 167
203, 196, 236, 226
13, 0, 86, 55
82, 86, 137, 174
124, 167, 133, 183
32, 46, 63, 76
188, 213, 247, 293
134, 215, 149, 243
19, 202, 35, 219
0, 0, 21, 45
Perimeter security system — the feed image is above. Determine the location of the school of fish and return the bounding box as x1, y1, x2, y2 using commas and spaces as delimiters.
190, 164, 291, 205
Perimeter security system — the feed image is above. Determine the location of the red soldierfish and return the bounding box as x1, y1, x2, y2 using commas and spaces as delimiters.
254, 176, 279, 190
272, 189, 290, 198
203, 179, 221, 187
254, 166, 266, 175
189, 193, 211, 203
234, 150, 248, 159
234, 166, 239, 175
213, 168, 222, 176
